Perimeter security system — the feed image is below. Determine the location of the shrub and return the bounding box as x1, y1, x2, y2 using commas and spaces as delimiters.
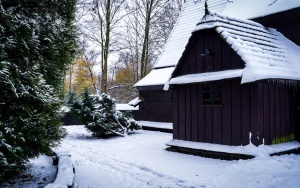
68, 89, 141, 137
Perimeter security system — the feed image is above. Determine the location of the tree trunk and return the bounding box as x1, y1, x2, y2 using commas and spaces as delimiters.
140, 0, 153, 79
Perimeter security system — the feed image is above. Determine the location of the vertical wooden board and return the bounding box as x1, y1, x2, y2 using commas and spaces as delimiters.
274, 86, 281, 144
221, 39, 231, 70
231, 79, 242, 146
286, 88, 294, 141
190, 41, 197, 75
295, 89, 300, 141
257, 83, 264, 145
213, 107, 222, 144
221, 80, 232, 145
289, 89, 295, 139
205, 107, 213, 143
269, 84, 275, 144
263, 84, 270, 144
213, 36, 222, 72
191, 85, 198, 141
280, 88, 286, 142
241, 84, 250, 146
204, 31, 214, 72
185, 85, 192, 141
230, 50, 243, 69
250, 84, 259, 146
283, 87, 291, 142
196, 32, 205, 73
178, 86, 186, 140
197, 84, 205, 142
173, 87, 179, 139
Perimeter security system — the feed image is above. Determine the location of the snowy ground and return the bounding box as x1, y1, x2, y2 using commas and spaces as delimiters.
1, 155, 56, 188
3, 125, 300, 187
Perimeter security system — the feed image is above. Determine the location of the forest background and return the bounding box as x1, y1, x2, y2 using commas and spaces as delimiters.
65, 0, 184, 102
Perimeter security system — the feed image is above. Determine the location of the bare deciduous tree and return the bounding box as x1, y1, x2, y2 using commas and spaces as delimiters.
77, 0, 126, 94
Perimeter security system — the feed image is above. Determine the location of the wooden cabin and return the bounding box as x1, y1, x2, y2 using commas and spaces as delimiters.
135, 0, 300, 134
167, 12, 300, 147
134, 0, 231, 123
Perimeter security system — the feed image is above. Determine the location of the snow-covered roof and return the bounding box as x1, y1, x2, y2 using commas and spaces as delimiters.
137, 0, 300, 88
168, 69, 243, 85
116, 104, 139, 111
169, 13, 300, 85
136, 0, 229, 87
153, 0, 229, 69
128, 97, 141, 107
134, 67, 175, 87
223, 0, 300, 20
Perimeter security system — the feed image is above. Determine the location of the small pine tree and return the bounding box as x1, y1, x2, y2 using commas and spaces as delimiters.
68, 89, 141, 137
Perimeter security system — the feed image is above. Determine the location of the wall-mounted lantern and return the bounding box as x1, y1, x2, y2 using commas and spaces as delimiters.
201, 49, 213, 57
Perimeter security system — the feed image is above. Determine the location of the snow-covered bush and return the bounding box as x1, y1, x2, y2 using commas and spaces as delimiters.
68, 89, 141, 137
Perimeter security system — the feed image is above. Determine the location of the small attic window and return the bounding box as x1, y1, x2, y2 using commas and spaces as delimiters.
202, 83, 221, 105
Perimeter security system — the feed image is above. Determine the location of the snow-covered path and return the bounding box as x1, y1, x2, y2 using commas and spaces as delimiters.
55, 125, 300, 188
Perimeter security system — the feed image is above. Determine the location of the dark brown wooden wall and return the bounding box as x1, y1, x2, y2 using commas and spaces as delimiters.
173, 30, 244, 77
139, 90, 172, 122
173, 79, 256, 146
173, 80, 298, 146
295, 89, 300, 142
257, 83, 297, 145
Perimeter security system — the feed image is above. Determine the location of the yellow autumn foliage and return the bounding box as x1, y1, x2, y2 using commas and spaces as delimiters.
64, 53, 97, 95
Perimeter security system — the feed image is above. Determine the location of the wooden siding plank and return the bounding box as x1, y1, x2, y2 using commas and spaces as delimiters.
241, 84, 250, 145
191, 85, 198, 141
173, 87, 179, 139
178, 86, 186, 140
198, 84, 205, 142
188, 41, 196, 75
196, 32, 205, 73
221, 39, 231, 70
269, 84, 275, 144
231, 79, 242, 146
221, 80, 232, 145
204, 31, 214, 72
213, 107, 222, 144
286, 89, 291, 141
289, 89, 296, 140
204, 107, 213, 143
263, 84, 270, 144
230, 50, 243, 69
213, 36, 222, 72
280, 88, 286, 143
257, 83, 264, 145
295, 90, 300, 141
274, 86, 281, 144
185, 85, 192, 141
250, 84, 259, 146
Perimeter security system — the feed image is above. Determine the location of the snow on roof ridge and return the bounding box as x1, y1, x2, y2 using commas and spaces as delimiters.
194, 12, 269, 34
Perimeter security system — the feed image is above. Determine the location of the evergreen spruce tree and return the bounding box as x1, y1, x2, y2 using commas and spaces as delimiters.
0, 0, 76, 181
